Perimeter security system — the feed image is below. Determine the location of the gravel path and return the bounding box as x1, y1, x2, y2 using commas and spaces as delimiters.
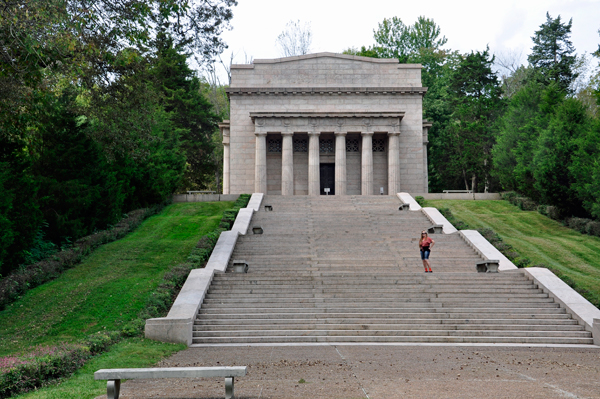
95, 345, 600, 398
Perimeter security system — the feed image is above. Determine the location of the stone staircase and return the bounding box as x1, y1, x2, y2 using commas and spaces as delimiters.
192, 196, 593, 345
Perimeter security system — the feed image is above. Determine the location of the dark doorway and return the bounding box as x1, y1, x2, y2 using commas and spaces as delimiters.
320, 163, 335, 195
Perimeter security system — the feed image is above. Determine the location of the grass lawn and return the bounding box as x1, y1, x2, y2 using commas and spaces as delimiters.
0, 201, 233, 357
426, 199, 600, 307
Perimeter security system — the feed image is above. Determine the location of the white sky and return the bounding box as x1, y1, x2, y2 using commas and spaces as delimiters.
208, 0, 600, 80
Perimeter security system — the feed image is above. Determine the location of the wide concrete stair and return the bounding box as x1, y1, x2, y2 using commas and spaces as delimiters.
193, 196, 593, 345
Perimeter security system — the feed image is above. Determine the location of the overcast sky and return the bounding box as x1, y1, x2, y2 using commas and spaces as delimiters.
208, 0, 599, 80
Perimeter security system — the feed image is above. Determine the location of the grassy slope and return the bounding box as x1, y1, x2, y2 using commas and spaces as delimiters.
0, 201, 233, 357
427, 200, 600, 306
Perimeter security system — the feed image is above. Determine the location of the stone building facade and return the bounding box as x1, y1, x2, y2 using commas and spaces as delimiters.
220, 53, 430, 195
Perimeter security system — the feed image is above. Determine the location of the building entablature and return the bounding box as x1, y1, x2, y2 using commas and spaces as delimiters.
249, 112, 404, 135
226, 87, 427, 97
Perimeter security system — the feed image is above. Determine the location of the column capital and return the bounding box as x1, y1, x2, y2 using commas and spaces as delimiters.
361, 131, 374, 136
281, 132, 294, 137
255, 132, 268, 137
387, 131, 401, 136
308, 131, 321, 136
334, 131, 347, 136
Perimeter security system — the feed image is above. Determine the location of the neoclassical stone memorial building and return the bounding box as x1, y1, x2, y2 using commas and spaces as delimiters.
219, 52, 430, 195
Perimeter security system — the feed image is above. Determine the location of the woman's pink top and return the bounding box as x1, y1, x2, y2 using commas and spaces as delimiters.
420, 237, 433, 250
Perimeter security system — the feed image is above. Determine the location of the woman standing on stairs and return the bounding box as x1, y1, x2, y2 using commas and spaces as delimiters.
419, 231, 435, 273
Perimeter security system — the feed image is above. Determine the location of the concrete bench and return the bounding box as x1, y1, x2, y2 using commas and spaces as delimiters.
476, 260, 500, 273
427, 224, 443, 234
94, 366, 247, 399
232, 259, 249, 273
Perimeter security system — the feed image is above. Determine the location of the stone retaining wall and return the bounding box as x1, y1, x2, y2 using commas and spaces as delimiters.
145, 193, 263, 345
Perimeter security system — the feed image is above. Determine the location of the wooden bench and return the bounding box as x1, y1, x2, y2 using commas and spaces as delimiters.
94, 366, 247, 399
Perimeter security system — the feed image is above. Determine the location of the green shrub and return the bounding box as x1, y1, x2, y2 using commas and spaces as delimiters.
545, 206, 561, 220
513, 257, 532, 268
585, 221, 600, 237
0, 331, 121, 398
565, 217, 589, 233
233, 194, 251, 209
414, 196, 425, 207
516, 197, 537, 211
439, 208, 470, 230
501, 191, 518, 202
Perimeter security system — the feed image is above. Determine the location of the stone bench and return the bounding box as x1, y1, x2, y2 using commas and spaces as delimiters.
427, 224, 443, 234
94, 366, 247, 399
476, 260, 500, 273
232, 259, 249, 273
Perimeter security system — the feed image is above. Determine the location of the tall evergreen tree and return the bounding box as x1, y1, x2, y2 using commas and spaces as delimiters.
533, 97, 589, 215
439, 49, 504, 192
528, 12, 578, 93
152, 32, 220, 191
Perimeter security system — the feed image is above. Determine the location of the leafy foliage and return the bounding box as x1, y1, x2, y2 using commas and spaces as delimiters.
0, 0, 236, 274
437, 48, 505, 191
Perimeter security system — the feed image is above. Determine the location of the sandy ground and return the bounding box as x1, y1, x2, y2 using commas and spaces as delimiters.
95, 345, 600, 399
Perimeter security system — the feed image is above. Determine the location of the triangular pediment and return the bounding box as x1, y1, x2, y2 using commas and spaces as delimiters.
253, 52, 399, 65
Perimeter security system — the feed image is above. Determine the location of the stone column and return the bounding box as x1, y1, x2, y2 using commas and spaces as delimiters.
223, 141, 230, 194
334, 132, 347, 195
219, 121, 230, 194
308, 131, 320, 196
361, 132, 374, 195
281, 132, 294, 195
423, 123, 431, 193
254, 132, 267, 193
387, 132, 400, 195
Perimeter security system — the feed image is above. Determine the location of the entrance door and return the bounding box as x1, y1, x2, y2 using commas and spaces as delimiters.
320, 163, 335, 195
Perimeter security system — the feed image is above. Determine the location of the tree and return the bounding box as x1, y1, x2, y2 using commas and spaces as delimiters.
276, 20, 312, 57
372, 16, 446, 62
533, 97, 589, 215
0, 0, 236, 273
528, 12, 578, 93
571, 120, 600, 219
440, 48, 504, 192
151, 32, 220, 191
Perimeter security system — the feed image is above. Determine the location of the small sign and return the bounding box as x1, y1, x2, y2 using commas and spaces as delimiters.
324, 188, 330, 195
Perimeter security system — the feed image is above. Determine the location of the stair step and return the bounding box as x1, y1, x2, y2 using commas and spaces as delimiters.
192, 195, 591, 346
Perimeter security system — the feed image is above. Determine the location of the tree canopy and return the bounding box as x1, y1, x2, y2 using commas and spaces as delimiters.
0, 0, 237, 275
